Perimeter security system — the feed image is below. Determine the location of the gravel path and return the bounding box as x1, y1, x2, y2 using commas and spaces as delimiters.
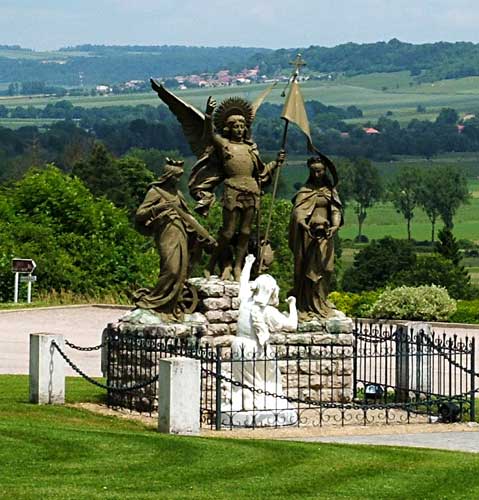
0, 305, 129, 377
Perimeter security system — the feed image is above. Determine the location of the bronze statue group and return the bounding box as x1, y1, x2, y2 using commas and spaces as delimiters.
134, 81, 343, 323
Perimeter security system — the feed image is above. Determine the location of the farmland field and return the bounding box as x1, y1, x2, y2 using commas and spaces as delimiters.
335, 177, 479, 244
1, 72, 479, 128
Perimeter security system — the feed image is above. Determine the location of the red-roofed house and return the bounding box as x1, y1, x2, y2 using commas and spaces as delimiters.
363, 127, 380, 135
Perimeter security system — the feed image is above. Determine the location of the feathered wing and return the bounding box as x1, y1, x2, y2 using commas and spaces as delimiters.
150, 79, 206, 157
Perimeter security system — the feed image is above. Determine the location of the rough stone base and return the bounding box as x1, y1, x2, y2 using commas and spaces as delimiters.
106, 277, 354, 410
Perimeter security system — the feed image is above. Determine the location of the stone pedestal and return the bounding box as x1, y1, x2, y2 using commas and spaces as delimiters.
29, 333, 65, 405
106, 277, 354, 412
158, 357, 200, 435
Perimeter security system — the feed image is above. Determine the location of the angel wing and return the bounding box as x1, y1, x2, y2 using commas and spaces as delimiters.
150, 79, 206, 158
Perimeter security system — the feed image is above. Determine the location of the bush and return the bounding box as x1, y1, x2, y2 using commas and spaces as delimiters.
329, 290, 380, 318
370, 285, 457, 321
342, 237, 416, 292
389, 254, 473, 299
450, 299, 479, 324
0, 165, 157, 302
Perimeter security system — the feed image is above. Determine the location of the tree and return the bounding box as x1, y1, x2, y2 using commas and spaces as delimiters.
116, 156, 155, 214
417, 168, 441, 242
335, 159, 354, 208
350, 158, 383, 241
0, 165, 156, 301
436, 227, 462, 265
72, 142, 155, 215
388, 227, 474, 299
390, 255, 471, 299
125, 148, 183, 176
431, 166, 470, 229
388, 166, 421, 240
435, 108, 459, 126
342, 237, 416, 292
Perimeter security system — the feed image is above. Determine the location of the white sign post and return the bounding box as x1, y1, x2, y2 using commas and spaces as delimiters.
12, 258, 37, 304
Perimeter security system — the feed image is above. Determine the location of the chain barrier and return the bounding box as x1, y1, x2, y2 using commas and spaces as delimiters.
51, 340, 159, 392
419, 334, 479, 379
357, 327, 479, 379
201, 367, 460, 411
65, 339, 104, 351
354, 329, 397, 344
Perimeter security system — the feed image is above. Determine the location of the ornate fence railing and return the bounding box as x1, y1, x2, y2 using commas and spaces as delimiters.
102, 321, 476, 429
352, 321, 475, 422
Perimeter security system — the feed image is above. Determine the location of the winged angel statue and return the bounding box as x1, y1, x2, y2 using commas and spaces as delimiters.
151, 80, 285, 281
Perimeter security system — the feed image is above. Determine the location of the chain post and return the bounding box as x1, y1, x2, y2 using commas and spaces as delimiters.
215, 346, 222, 431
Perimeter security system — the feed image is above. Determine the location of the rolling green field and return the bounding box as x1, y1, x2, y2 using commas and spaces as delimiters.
2, 375, 479, 500
0, 117, 61, 129
2, 71, 479, 128
341, 177, 479, 243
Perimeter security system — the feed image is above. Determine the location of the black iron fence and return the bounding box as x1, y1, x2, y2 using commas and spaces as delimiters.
103, 321, 477, 429
353, 321, 475, 423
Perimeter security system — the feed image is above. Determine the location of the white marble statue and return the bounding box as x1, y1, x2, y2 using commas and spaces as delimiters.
226, 254, 298, 424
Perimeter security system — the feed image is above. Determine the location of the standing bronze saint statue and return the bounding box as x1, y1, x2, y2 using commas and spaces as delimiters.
150, 80, 285, 281
289, 157, 343, 320
133, 159, 216, 318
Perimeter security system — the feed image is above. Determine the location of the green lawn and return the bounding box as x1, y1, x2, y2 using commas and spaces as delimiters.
1, 375, 479, 499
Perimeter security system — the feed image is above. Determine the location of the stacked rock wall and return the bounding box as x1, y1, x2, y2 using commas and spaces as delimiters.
106, 277, 353, 412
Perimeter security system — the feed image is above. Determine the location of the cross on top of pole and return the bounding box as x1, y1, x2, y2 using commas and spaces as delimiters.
290, 53, 306, 76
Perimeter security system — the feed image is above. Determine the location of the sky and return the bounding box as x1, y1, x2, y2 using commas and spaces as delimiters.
2, 0, 479, 51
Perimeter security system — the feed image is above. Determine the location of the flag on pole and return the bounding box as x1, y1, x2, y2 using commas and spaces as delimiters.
281, 79, 313, 147
281, 79, 338, 185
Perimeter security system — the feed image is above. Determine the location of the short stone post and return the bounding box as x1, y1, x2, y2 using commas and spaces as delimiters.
158, 357, 200, 435
29, 333, 65, 404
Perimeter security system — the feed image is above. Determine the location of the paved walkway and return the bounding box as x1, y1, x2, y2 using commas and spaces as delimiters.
289, 429, 479, 453
0, 305, 129, 377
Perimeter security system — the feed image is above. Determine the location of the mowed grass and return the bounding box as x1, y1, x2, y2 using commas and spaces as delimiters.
340, 177, 479, 243
2, 375, 479, 500
1, 71, 479, 127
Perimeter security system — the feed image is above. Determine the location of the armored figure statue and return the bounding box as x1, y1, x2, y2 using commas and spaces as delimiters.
289, 157, 343, 320
151, 80, 284, 281
133, 159, 215, 318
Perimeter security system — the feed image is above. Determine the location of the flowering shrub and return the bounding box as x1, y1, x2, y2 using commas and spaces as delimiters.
370, 285, 457, 321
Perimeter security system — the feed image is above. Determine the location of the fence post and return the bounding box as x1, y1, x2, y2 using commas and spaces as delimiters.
471, 337, 476, 422
352, 321, 358, 399
29, 333, 65, 404
215, 346, 222, 431
395, 326, 410, 403
158, 357, 200, 435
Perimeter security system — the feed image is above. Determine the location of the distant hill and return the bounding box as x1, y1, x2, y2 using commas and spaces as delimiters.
0, 45, 272, 85
2, 40, 479, 85
249, 39, 479, 82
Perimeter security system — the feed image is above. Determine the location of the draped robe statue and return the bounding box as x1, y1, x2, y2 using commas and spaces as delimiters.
289, 157, 343, 320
